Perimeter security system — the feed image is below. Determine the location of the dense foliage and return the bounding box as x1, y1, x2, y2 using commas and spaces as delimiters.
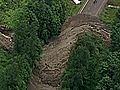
60, 9, 120, 90
0, 55, 31, 90
60, 32, 120, 90
100, 0, 120, 28
0, 7, 42, 90
0, 0, 68, 90
111, 9, 120, 52
1, 0, 68, 43
1, 0, 120, 90
13, 7, 42, 67
28, 1, 61, 43
0, 0, 28, 12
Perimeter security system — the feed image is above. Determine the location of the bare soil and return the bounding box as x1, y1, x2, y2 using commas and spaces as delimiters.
28, 14, 110, 90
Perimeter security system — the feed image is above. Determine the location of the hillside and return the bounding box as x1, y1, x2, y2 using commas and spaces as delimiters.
1, 0, 118, 90
28, 14, 110, 90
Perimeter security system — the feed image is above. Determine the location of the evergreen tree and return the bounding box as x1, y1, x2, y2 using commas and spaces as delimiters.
44, 0, 67, 24
0, 55, 31, 90
14, 8, 41, 66
28, 1, 61, 43
60, 33, 120, 90
13, 7, 42, 67
0, 7, 42, 90
111, 9, 120, 52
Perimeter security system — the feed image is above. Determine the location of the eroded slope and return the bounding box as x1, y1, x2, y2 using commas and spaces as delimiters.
28, 14, 110, 90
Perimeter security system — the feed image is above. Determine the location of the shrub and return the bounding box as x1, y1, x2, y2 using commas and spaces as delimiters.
12, 7, 42, 67
0, 0, 28, 12
60, 33, 120, 90
0, 7, 42, 90
44, 0, 67, 24
0, 55, 31, 90
28, 0, 61, 43
111, 9, 120, 52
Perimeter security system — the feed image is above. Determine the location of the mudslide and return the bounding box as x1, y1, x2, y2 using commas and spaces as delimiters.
28, 14, 110, 90
0, 25, 13, 50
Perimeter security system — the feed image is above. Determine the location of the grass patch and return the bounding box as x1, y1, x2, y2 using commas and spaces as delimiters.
100, 7, 118, 26
66, 0, 86, 16
108, 0, 120, 6
100, 0, 120, 27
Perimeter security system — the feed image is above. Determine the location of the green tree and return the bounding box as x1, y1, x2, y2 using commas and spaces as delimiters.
60, 33, 120, 90
111, 9, 120, 52
96, 52, 120, 90
28, 0, 61, 43
60, 33, 107, 90
44, 0, 67, 24
0, 55, 31, 90
0, 6, 42, 90
0, 0, 29, 12
13, 7, 42, 67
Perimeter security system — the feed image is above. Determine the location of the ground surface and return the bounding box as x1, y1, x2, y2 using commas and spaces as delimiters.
66, 0, 86, 16
28, 0, 109, 90
0, 25, 12, 50
28, 14, 110, 90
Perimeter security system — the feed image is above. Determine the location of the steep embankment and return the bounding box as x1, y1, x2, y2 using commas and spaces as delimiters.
28, 14, 110, 90
0, 25, 12, 50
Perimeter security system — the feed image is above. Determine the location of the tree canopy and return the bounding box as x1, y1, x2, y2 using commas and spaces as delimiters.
60, 32, 120, 90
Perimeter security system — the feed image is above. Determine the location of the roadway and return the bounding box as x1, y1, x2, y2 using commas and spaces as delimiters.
79, 0, 108, 16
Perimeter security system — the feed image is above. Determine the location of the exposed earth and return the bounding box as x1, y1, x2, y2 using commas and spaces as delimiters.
28, 14, 110, 90
0, 0, 110, 90
0, 25, 13, 50
28, 0, 109, 89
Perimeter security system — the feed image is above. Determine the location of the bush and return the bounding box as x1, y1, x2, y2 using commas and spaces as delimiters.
0, 55, 31, 90
0, 7, 42, 90
96, 52, 120, 90
0, 0, 70, 90
12, 7, 42, 67
44, 0, 67, 24
0, 0, 28, 12
60, 33, 120, 90
111, 9, 120, 52
27, 0, 68, 43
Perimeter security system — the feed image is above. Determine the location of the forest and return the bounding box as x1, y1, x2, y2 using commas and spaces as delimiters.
0, 0, 120, 90
60, 9, 120, 90
0, 0, 68, 89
